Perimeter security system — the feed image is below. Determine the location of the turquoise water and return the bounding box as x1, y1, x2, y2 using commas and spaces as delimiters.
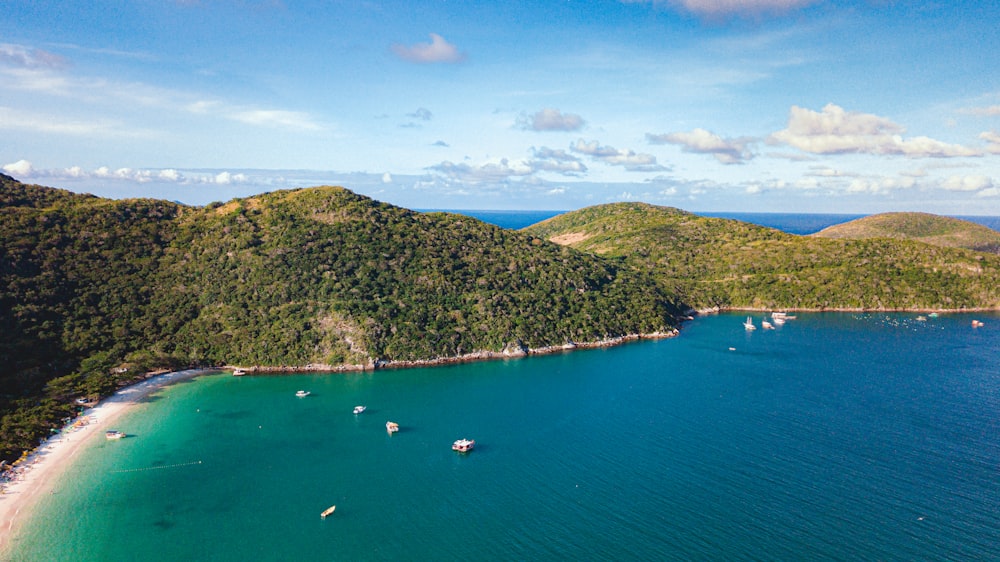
9, 313, 1000, 560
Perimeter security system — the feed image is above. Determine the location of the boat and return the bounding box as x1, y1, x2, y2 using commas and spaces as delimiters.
772, 312, 796, 320
972, 320, 985, 328
761, 320, 774, 329
321, 505, 336, 518
105, 430, 126, 440
772, 316, 785, 326
233, 368, 246, 376
916, 315, 927, 322
452, 439, 475, 452
353, 405, 366, 414
386, 421, 399, 433
928, 312, 939, 318
743, 316, 756, 331
295, 390, 311, 398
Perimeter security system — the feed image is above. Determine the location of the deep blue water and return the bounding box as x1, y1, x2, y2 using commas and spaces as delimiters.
9, 313, 999, 561
432, 209, 1000, 235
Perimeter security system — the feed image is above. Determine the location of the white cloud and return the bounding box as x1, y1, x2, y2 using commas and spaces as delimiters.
428, 159, 534, 184
981, 130, 1000, 154
770, 103, 983, 158
392, 33, 466, 64
977, 187, 1000, 198
570, 139, 666, 172
516, 108, 586, 132
230, 109, 321, 131
2, 159, 34, 177
960, 105, 1000, 117
529, 147, 587, 176
624, 0, 818, 18
941, 175, 993, 192
646, 128, 753, 164
0, 43, 67, 69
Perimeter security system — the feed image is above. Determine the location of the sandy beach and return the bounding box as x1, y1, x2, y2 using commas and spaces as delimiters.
0, 368, 212, 554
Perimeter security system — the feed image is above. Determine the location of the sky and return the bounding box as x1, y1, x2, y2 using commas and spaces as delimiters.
2, 0, 1000, 214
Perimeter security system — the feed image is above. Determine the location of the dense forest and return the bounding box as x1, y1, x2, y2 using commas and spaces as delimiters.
524, 203, 1000, 311
0, 176, 682, 462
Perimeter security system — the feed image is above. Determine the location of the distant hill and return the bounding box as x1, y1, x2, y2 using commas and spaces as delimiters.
0, 177, 681, 463
524, 202, 1000, 312
812, 212, 1000, 254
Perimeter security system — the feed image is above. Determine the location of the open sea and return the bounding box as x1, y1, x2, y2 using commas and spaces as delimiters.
436, 209, 1000, 235
8, 312, 999, 561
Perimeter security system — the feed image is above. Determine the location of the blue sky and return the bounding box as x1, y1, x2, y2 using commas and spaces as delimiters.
3, 0, 1000, 214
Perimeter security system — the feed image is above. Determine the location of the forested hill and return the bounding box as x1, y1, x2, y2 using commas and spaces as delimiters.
812, 212, 1000, 254
0, 176, 682, 462
524, 202, 1000, 312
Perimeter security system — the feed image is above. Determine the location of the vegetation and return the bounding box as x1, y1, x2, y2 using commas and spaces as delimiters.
0, 176, 681, 462
524, 203, 1000, 312
4, 179, 999, 465
812, 212, 1000, 254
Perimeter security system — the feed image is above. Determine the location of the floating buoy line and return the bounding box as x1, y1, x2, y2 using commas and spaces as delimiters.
111, 460, 203, 474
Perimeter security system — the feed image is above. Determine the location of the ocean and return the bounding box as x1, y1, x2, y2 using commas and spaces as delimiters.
8, 312, 999, 561
435, 209, 1000, 235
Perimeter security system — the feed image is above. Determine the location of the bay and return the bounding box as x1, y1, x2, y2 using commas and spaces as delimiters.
9, 312, 1000, 560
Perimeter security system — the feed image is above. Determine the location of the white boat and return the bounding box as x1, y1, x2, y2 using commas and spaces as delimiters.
772, 316, 785, 326
772, 312, 796, 320
353, 405, 366, 414
452, 438, 475, 452
386, 421, 399, 433
972, 320, 985, 328
321, 505, 336, 518
295, 390, 311, 398
233, 368, 246, 376
761, 320, 774, 329
743, 316, 756, 331
105, 430, 126, 440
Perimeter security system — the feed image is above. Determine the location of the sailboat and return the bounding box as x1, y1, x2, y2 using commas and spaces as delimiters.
743, 316, 756, 331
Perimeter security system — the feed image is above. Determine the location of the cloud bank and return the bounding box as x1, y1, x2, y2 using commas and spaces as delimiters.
770, 104, 982, 158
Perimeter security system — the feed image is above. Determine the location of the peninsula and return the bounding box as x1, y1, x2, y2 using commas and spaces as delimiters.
3, 177, 1000, 468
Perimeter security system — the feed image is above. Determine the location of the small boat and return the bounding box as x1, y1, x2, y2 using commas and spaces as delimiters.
772, 312, 796, 320
321, 505, 336, 518
452, 439, 475, 452
105, 430, 126, 440
295, 390, 311, 398
743, 316, 756, 331
386, 421, 399, 433
772, 316, 785, 326
972, 320, 985, 328
916, 315, 927, 322
761, 320, 774, 329
928, 313, 939, 318
353, 405, 367, 415
233, 368, 246, 376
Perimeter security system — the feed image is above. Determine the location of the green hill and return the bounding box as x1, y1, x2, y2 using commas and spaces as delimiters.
812, 212, 1000, 254
524, 203, 1000, 312
0, 176, 681, 462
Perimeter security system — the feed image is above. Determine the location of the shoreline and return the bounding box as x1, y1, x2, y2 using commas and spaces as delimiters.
694, 306, 1000, 315
224, 329, 681, 374
0, 368, 212, 555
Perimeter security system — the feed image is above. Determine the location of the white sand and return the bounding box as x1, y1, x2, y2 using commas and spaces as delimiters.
0, 368, 212, 554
